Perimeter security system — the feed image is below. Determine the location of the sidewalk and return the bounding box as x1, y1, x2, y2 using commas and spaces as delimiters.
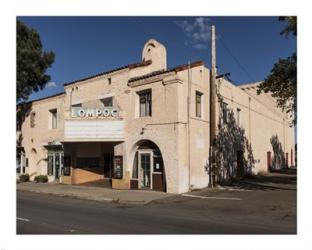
17, 182, 174, 204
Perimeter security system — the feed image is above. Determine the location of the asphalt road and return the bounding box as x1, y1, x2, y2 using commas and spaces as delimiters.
17, 174, 296, 234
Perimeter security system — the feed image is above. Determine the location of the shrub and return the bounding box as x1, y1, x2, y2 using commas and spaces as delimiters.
257, 170, 269, 176
34, 175, 48, 183
19, 174, 29, 182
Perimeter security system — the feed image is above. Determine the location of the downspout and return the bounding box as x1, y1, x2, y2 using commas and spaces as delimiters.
248, 97, 251, 143
209, 25, 217, 187
187, 61, 191, 191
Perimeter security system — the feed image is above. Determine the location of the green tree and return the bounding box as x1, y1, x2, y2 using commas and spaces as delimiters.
17, 19, 55, 102
257, 16, 297, 125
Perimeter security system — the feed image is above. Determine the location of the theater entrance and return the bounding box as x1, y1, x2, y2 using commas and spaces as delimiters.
132, 140, 166, 192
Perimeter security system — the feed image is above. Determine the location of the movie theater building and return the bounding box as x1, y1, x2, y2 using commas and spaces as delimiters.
17, 39, 295, 194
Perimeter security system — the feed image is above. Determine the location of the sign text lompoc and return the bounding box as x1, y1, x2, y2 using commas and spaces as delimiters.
71, 107, 119, 118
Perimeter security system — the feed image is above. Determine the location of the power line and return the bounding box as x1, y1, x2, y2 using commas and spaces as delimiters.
219, 37, 256, 83
214, 32, 288, 119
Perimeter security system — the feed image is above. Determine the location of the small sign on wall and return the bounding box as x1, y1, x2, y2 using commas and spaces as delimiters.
114, 156, 123, 179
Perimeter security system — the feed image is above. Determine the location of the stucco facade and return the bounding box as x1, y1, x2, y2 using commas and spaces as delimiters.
17, 39, 295, 194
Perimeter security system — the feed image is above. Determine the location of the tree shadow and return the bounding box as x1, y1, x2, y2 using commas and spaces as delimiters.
208, 109, 255, 185
270, 135, 286, 170
16, 102, 32, 171
16, 102, 33, 130
228, 179, 296, 191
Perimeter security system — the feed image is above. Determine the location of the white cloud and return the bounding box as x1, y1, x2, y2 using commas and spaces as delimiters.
193, 44, 208, 49
46, 81, 57, 88
175, 17, 212, 50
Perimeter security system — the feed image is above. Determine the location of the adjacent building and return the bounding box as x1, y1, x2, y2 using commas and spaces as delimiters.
16, 39, 295, 193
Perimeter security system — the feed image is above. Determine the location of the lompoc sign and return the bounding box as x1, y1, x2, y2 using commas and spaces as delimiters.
71, 107, 119, 118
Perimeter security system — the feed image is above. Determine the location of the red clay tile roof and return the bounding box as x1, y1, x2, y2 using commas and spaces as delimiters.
128, 60, 204, 83
63, 60, 152, 87
20, 60, 204, 105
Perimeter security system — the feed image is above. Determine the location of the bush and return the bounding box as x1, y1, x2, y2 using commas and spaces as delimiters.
34, 175, 48, 183
257, 170, 269, 176
19, 174, 29, 182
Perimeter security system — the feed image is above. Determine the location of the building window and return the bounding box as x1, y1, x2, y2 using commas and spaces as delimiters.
195, 91, 203, 118
237, 108, 241, 125
221, 102, 228, 124
138, 89, 152, 117
108, 78, 112, 85
26, 158, 28, 167
72, 103, 82, 108
50, 109, 57, 129
30, 112, 36, 128
101, 97, 113, 107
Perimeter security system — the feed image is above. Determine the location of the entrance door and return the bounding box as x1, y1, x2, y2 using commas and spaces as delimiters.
54, 153, 60, 181
139, 152, 152, 188
48, 151, 63, 182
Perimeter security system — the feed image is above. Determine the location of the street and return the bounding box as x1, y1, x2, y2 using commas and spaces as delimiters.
17, 172, 296, 234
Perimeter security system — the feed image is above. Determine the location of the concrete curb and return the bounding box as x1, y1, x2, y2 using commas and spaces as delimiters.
17, 187, 152, 205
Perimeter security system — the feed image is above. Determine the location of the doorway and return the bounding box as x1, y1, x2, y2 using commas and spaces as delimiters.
47, 151, 64, 182
139, 151, 152, 188
131, 140, 166, 192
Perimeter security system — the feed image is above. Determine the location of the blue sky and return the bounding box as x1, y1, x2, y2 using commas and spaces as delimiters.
18, 16, 296, 101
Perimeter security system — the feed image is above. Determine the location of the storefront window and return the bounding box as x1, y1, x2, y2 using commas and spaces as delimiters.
153, 150, 164, 172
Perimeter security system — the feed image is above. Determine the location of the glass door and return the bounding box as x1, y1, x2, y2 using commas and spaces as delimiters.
139, 152, 152, 188
48, 151, 63, 182
54, 153, 60, 181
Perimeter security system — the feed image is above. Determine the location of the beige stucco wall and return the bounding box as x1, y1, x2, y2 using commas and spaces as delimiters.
218, 79, 295, 173
18, 94, 65, 180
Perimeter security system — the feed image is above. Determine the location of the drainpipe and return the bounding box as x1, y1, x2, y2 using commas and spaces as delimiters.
70, 87, 74, 110
187, 61, 191, 191
20, 152, 23, 174
209, 25, 217, 187
248, 97, 251, 143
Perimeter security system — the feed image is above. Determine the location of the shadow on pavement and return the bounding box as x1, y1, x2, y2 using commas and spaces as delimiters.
270, 168, 297, 175
228, 172, 297, 191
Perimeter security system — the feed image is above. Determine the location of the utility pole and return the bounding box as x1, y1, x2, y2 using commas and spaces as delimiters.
209, 25, 217, 187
